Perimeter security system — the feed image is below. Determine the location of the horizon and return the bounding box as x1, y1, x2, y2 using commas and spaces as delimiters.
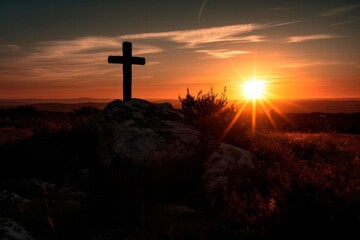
0, 0, 359, 100
1, 96, 360, 101
1, 97, 360, 114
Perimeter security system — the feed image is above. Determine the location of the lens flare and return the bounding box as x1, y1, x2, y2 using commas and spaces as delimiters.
242, 79, 265, 100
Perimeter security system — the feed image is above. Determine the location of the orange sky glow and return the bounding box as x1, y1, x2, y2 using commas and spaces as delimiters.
0, 1, 359, 100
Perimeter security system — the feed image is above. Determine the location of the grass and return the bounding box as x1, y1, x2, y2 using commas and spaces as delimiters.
0, 105, 359, 239
223, 131, 360, 238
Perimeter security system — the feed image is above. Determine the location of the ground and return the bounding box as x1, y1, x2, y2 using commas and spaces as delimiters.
0, 105, 359, 239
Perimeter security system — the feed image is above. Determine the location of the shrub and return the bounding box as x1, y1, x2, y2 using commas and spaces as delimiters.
179, 87, 237, 139
7, 105, 41, 118
69, 106, 100, 126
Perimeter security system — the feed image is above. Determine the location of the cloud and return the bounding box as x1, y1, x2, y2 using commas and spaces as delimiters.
0, 21, 296, 84
285, 34, 340, 43
198, 0, 208, 20
321, 4, 359, 17
262, 7, 294, 11
280, 61, 358, 68
0, 36, 162, 81
196, 49, 250, 59
0, 44, 22, 52
330, 18, 360, 27
120, 24, 260, 48
236, 35, 266, 42
34, 36, 161, 59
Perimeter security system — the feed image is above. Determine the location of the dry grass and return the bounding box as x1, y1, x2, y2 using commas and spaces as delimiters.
218, 131, 360, 238
0, 104, 359, 239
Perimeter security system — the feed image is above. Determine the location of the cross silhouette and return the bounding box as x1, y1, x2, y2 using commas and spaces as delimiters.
108, 42, 146, 101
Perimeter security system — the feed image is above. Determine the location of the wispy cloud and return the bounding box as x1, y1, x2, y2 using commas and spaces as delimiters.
330, 18, 360, 26
0, 36, 162, 81
34, 36, 161, 58
285, 34, 340, 43
262, 7, 294, 11
0, 44, 22, 52
236, 35, 266, 42
196, 49, 250, 59
280, 61, 358, 68
0, 23, 273, 82
120, 24, 259, 48
198, 0, 208, 21
321, 4, 359, 17
121, 23, 300, 49
0, 21, 297, 83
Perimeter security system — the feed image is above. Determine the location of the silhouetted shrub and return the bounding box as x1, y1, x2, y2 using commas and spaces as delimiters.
7, 105, 41, 118
179, 87, 237, 138
179, 87, 227, 121
71, 106, 100, 116
69, 106, 100, 126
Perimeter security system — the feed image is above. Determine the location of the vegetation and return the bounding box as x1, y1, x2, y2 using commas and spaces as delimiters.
179, 88, 360, 238
0, 97, 359, 239
179, 87, 237, 138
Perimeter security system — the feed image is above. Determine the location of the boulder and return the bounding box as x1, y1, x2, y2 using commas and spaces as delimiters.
0, 178, 54, 200
203, 143, 254, 204
0, 191, 34, 220
95, 99, 254, 201
0, 218, 36, 240
95, 99, 212, 167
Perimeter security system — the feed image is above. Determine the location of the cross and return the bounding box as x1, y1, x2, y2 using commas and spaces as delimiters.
108, 42, 146, 101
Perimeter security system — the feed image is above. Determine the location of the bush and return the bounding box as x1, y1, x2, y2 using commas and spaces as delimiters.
7, 105, 41, 118
69, 106, 100, 126
179, 87, 237, 139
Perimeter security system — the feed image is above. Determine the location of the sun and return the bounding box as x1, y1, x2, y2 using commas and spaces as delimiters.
242, 79, 266, 100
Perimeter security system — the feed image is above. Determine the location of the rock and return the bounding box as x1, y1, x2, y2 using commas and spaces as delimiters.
0, 218, 36, 240
0, 178, 54, 200
56, 187, 86, 211
95, 99, 254, 202
0, 191, 33, 218
203, 143, 254, 204
0, 189, 49, 238
69, 168, 93, 191
95, 99, 211, 167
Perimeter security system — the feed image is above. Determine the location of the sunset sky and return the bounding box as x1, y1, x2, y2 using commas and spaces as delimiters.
0, 0, 359, 100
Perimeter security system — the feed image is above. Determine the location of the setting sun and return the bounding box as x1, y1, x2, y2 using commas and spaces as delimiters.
242, 79, 266, 100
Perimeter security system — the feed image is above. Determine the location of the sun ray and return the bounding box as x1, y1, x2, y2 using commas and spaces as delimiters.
220, 99, 249, 141
259, 99, 277, 129
251, 99, 256, 134
262, 98, 293, 126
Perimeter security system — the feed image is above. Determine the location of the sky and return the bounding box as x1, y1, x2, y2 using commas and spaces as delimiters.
0, 0, 359, 100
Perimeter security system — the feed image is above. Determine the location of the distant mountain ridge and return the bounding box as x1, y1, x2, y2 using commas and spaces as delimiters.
0, 98, 114, 105
0, 98, 359, 113
0, 99, 181, 112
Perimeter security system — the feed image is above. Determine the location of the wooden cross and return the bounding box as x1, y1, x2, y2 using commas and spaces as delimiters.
108, 42, 146, 101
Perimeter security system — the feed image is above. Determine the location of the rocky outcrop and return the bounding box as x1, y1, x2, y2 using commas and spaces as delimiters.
0, 178, 54, 200
95, 99, 212, 167
203, 143, 254, 204
0, 218, 36, 240
0, 178, 87, 240
95, 99, 254, 201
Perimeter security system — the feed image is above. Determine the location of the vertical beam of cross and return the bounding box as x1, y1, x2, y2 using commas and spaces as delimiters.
108, 42, 146, 101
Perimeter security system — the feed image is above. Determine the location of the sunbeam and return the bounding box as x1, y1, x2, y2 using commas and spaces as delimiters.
252, 99, 257, 134
259, 99, 277, 129
220, 99, 249, 141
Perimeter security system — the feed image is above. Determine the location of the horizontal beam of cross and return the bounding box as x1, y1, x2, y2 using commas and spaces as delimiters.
108, 56, 145, 65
